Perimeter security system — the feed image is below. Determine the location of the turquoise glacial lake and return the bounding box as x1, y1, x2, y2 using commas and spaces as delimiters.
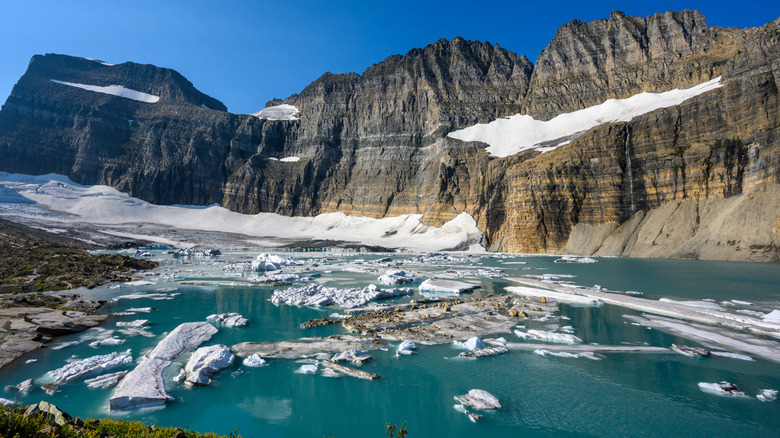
1, 251, 779, 438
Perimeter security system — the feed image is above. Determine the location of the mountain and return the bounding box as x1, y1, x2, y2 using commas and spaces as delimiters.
1, 10, 778, 261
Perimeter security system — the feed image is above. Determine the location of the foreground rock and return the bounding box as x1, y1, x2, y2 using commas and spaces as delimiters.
24, 401, 83, 428
110, 322, 218, 410
184, 344, 234, 385
454, 389, 502, 410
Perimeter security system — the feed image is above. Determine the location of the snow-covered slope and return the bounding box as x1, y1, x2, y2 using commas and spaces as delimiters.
50, 80, 160, 103
447, 77, 722, 157
0, 173, 482, 252
252, 104, 299, 120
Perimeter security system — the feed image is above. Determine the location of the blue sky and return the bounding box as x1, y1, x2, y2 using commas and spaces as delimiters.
1, 1, 777, 114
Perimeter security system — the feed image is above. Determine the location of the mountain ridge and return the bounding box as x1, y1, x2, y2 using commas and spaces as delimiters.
1, 9, 778, 261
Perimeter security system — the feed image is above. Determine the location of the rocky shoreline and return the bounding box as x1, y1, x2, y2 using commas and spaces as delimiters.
0, 219, 159, 371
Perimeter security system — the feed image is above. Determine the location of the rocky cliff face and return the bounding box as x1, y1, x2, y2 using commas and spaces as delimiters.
1, 11, 778, 261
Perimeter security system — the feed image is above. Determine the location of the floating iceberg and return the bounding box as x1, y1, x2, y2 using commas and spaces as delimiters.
207, 313, 249, 327
514, 329, 583, 345
331, 349, 372, 365
184, 345, 234, 385
454, 389, 501, 410
89, 337, 126, 348
48, 350, 132, 383
4, 379, 34, 393
110, 322, 218, 410
243, 354, 267, 367
84, 371, 127, 389
459, 346, 509, 358
698, 381, 749, 397
271, 284, 412, 308
397, 340, 417, 355
297, 364, 318, 374
419, 279, 477, 294
554, 256, 598, 264
378, 270, 416, 286
757, 389, 778, 402
251, 253, 303, 271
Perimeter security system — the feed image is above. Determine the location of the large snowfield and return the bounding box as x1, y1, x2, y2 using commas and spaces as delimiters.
0, 173, 483, 252
447, 77, 722, 157
252, 104, 300, 120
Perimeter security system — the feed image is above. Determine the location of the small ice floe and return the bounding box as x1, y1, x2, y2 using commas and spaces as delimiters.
123, 280, 157, 286
84, 371, 127, 389
671, 344, 711, 358
207, 313, 249, 327
554, 256, 598, 263
377, 270, 416, 285
118, 327, 155, 337
533, 349, 582, 359
515, 329, 583, 344
251, 273, 300, 283
126, 307, 153, 313
4, 378, 34, 393
171, 248, 220, 258
89, 337, 126, 348
243, 354, 267, 367
271, 284, 412, 308
419, 279, 477, 294
659, 298, 725, 311
454, 389, 501, 410
114, 293, 175, 301
48, 350, 133, 383
297, 364, 319, 374
397, 340, 417, 356
331, 349, 372, 365
731, 299, 753, 306
698, 382, 749, 397
116, 319, 148, 327
454, 337, 484, 350
184, 344, 234, 385
251, 253, 303, 271
41, 383, 59, 395
25, 359, 37, 364
172, 369, 186, 382
223, 262, 252, 271
736, 309, 765, 317
459, 346, 509, 358
757, 389, 778, 402
710, 351, 754, 361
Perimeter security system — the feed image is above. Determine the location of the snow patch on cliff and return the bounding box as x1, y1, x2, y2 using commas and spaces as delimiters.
447, 77, 722, 157
252, 104, 299, 120
50, 80, 159, 103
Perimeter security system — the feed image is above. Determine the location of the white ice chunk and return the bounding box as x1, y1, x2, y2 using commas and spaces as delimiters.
272, 283, 412, 308
89, 337, 126, 348
508, 286, 604, 307
116, 319, 148, 327
207, 313, 249, 327
763, 310, 780, 323
757, 389, 778, 402
84, 371, 127, 389
184, 344, 234, 385
48, 350, 132, 383
297, 364, 318, 374
698, 381, 749, 397
252, 104, 299, 120
515, 329, 583, 345
453, 389, 501, 410
378, 270, 416, 286
331, 349, 372, 365
50, 80, 160, 103
110, 322, 217, 410
419, 279, 477, 294
448, 77, 722, 157
243, 353, 267, 367
397, 340, 417, 355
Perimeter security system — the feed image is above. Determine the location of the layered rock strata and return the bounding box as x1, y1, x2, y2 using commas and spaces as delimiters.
0, 11, 778, 261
